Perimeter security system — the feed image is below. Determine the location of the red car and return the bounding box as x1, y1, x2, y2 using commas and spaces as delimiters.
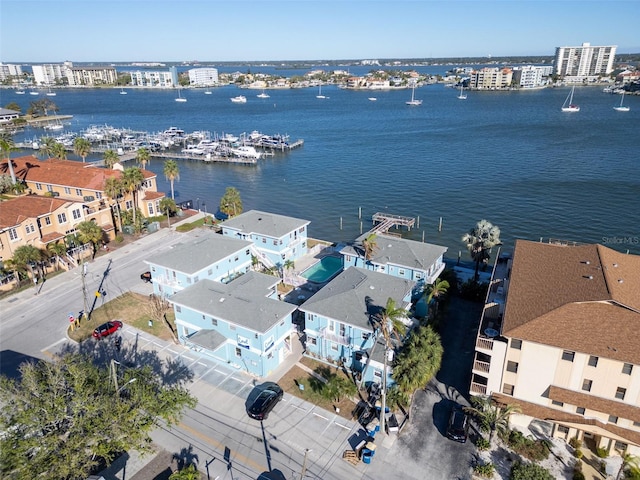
92, 320, 123, 339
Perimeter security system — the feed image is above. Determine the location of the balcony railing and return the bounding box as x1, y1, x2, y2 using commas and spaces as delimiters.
319, 327, 350, 346
470, 382, 487, 395
473, 359, 491, 373
476, 337, 495, 351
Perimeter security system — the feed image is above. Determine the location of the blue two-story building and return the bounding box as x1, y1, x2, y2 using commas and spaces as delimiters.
219, 210, 310, 270
339, 233, 447, 297
144, 231, 253, 297
170, 272, 297, 377
300, 266, 416, 386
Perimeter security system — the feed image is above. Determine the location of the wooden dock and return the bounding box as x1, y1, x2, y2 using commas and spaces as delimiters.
371, 212, 416, 233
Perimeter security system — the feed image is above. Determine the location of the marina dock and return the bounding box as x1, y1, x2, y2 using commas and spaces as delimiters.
371, 212, 416, 233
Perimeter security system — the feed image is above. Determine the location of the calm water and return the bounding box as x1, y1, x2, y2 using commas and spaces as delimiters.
5, 78, 640, 256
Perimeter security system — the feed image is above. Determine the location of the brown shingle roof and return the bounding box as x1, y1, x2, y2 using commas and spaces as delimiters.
493, 393, 640, 446
142, 191, 164, 200
548, 386, 640, 424
503, 240, 640, 364
7, 156, 155, 191
0, 195, 71, 229
39, 231, 66, 244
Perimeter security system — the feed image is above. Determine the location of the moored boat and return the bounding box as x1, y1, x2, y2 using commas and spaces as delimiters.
231, 95, 247, 103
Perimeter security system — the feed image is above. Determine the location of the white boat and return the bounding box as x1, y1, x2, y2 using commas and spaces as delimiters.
29, 90, 39, 96
561, 86, 579, 112
204, 90, 212, 95
457, 85, 467, 100
16, 89, 25, 94
257, 89, 270, 99
230, 145, 261, 159
175, 88, 187, 102
231, 95, 247, 103
613, 92, 630, 112
120, 87, 127, 95
368, 97, 377, 101
181, 145, 205, 155
316, 85, 326, 99
406, 85, 422, 106
46, 87, 56, 96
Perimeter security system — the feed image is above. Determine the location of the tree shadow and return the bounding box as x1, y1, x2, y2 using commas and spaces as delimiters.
172, 444, 199, 472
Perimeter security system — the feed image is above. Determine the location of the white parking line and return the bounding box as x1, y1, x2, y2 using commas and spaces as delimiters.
334, 421, 351, 430
313, 412, 328, 421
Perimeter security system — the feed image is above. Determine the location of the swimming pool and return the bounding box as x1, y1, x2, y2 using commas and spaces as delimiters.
301, 256, 343, 283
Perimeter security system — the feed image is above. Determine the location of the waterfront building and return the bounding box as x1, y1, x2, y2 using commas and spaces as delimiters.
0, 108, 20, 124
0, 63, 23, 82
469, 67, 514, 90
144, 231, 253, 297
66, 65, 117, 86
220, 210, 310, 271
32, 63, 68, 86
300, 266, 415, 386
130, 66, 178, 88
470, 239, 640, 457
554, 42, 617, 81
187, 67, 219, 87
340, 232, 447, 297
511, 65, 550, 89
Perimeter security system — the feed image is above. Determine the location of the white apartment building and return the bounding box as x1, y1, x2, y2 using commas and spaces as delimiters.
130, 66, 178, 88
66, 66, 117, 86
32, 63, 68, 85
469, 67, 513, 90
0, 63, 23, 81
554, 42, 617, 80
188, 67, 218, 86
471, 240, 640, 457
511, 65, 551, 88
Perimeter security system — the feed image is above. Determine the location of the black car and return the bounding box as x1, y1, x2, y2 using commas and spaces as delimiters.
247, 382, 283, 420
446, 405, 470, 443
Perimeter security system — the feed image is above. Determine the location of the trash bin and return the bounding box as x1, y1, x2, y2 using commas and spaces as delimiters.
122, 225, 134, 235
146, 221, 160, 233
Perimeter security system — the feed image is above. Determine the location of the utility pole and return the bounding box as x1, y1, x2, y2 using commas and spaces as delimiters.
81, 261, 90, 321
300, 448, 311, 480
380, 346, 387, 436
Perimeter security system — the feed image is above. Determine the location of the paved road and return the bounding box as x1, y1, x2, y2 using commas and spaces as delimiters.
0, 224, 483, 480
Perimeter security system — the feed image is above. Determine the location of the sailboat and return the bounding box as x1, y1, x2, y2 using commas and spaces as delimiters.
175, 88, 187, 102
120, 87, 127, 95
406, 85, 422, 106
613, 92, 630, 112
561, 86, 579, 112
16, 88, 25, 95
457, 84, 467, 100
204, 89, 212, 95
46, 87, 56, 96
316, 84, 326, 99
257, 89, 270, 99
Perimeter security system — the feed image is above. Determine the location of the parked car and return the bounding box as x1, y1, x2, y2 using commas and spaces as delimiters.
446, 405, 469, 443
140, 271, 152, 283
247, 382, 283, 420
92, 320, 123, 339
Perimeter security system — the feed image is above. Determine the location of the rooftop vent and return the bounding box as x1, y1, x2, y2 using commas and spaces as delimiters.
219, 297, 225, 302
613, 263, 618, 268
581, 260, 591, 265
583, 275, 593, 280
618, 279, 624, 284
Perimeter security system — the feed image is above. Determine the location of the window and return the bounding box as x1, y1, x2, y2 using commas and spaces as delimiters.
398, 269, 405, 276
562, 350, 575, 362
46, 184, 53, 192
194, 276, 199, 283
8, 228, 19, 241
615, 387, 626, 400
235, 347, 242, 357
576, 407, 585, 415
506, 361, 519, 373
75, 188, 82, 196
308, 336, 317, 346
633, 421, 640, 428
622, 363, 633, 375
125, 200, 133, 210
230, 325, 236, 331
262, 238, 266, 243
96, 192, 102, 199
211, 319, 217, 326
72, 209, 81, 220
582, 379, 593, 392
25, 223, 35, 234
588, 355, 599, 367
551, 400, 564, 407
557, 425, 569, 435
502, 384, 514, 395
36, 183, 42, 190
615, 441, 628, 452
175, 306, 181, 312
57, 213, 67, 224
331, 343, 339, 352
608, 415, 618, 424
208, 269, 212, 275
373, 370, 382, 379
148, 203, 154, 215
64, 187, 71, 194
44, 216, 51, 226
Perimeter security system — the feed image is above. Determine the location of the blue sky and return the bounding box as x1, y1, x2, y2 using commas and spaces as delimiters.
2, 0, 639, 62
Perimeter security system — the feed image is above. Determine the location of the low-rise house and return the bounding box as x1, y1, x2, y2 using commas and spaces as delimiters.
471, 239, 640, 457
145, 231, 253, 297
300, 266, 415, 386
0, 108, 20, 124
171, 272, 297, 377
220, 210, 310, 270
340, 232, 447, 296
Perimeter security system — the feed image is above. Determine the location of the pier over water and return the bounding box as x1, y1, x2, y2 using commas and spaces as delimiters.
371, 212, 416, 233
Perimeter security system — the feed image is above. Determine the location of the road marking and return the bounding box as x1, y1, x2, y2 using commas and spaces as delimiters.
334, 421, 351, 430
312, 412, 328, 421
290, 403, 308, 411
41, 338, 67, 353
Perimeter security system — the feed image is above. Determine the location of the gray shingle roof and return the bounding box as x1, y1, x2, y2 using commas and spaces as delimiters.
341, 233, 447, 271
145, 230, 252, 274
299, 266, 415, 330
220, 210, 310, 238
170, 272, 297, 334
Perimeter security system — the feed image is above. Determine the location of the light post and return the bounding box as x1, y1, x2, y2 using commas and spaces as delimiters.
300, 448, 311, 480
117, 377, 137, 395
202, 201, 207, 215
196, 197, 200, 212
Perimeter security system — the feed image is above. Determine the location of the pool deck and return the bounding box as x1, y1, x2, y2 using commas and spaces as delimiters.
283, 243, 344, 292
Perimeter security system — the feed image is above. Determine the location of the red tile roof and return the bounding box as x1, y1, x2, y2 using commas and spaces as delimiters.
0, 195, 71, 228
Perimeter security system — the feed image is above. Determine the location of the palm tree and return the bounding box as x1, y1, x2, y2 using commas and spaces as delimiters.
73, 137, 91, 163
464, 395, 521, 442
38, 137, 56, 159
283, 259, 295, 282
616, 453, 640, 480
362, 233, 378, 267
51, 142, 67, 160
219, 186, 243, 218
11, 244, 46, 284
169, 463, 199, 480
0, 134, 19, 184
76, 220, 103, 258
424, 277, 450, 319
122, 167, 145, 227
136, 147, 151, 170
46, 241, 67, 271
376, 297, 408, 435
163, 159, 180, 200
104, 176, 124, 232
103, 149, 119, 169
462, 219, 502, 281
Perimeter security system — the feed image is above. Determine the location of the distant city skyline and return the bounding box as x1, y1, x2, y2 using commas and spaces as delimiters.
1, 1, 639, 63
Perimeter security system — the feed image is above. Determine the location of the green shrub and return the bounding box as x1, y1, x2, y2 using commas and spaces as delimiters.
596, 447, 609, 458
572, 471, 585, 480
115, 233, 124, 243
473, 462, 495, 478
476, 437, 490, 451
569, 437, 582, 449
574, 449, 583, 459
506, 430, 550, 461
510, 461, 554, 480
